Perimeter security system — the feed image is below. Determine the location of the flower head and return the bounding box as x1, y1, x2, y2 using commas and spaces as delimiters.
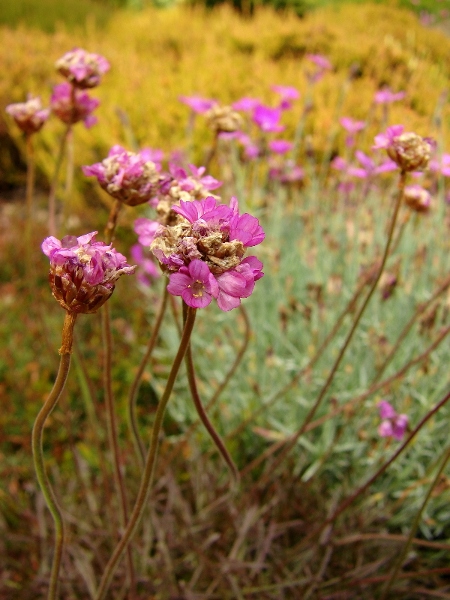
374, 87, 406, 104
378, 400, 408, 440
42, 232, 135, 314
83, 145, 161, 206
206, 105, 243, 134
51, 82, 99, 128
373, 125, 432, 172
252, 105, 284, 133
271, 85, 300, 110
150, 196, 264, 310
55, 47, 110, 89
404, 185, 432, 213
179, 95, 217, 114
6, 95, 50, 135
232, 97, 261, 112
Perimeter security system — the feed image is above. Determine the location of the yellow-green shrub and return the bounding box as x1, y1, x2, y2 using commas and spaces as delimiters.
1, 2, 450, 210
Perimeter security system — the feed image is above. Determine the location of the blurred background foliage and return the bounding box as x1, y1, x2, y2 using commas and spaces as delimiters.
1, 0, 450, 217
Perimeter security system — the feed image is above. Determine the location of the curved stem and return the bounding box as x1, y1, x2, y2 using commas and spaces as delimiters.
32, 311, 76, 600
255, 170, 407, 484
128, 286, 169, 469
102, 303, 136, 596
380, 442, 450, 599
95, 305, 197, 600
48, 125, 71, 237
183, 302, 239, 484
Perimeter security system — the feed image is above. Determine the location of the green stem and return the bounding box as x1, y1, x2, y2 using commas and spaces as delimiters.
25, 133, 36, 294
256, 170, 407, 484
95, 304, 197, 600
32, 311, 77, 600
101, 302, 136, 596
183, 302, 239, 484
380, 443, 450, 599
128, 286, 169, 469
48, 125, 71, 237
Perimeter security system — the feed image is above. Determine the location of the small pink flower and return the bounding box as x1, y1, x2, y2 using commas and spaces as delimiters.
374, 87, 406, 104
271, 85, 299, 109
378, 400, 408, 441
6, 95, 50, 135
167, 259, 219, 308
252, 105, 284, 133
179, 95, 217, 114
306, 54, 332, 70
232, 97, 261, 112
55, 47, 110, 89
268, 140, 293, 155
51, 82, 99, 128
134, 217, 160, 246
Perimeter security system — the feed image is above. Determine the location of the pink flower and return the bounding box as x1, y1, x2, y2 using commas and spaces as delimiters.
374, 87, 406, 104
378, 400, 408, 440
179, 95, 217, 114
271, 85, 300, 110
134, 217, 160, 246
268, 140, 293, 155
42, 232, 135, 313
232, 97, 261, 112
151, 196, 264, 311
340, 117, 366, 134
55, 48, 110, 89
6, 95, 50, 135
130, 244, 160, 287
306, 54, 332, 70
51, 82, 99, 128
83, 145, 161, 206
252, 105, 284, 133
167, 259, 219, 308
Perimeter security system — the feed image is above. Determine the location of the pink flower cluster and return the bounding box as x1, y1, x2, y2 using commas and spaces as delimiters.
83, 145, 162, 206
6, 95, 50, 135
150, 196, 264, 311
42, 232, 135, 314
55, 47, 110, 89
378, 400, 408, 441
50, 83, 99, 129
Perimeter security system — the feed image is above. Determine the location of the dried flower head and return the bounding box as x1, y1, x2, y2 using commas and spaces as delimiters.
51, 82, 99, 128
373, 125, 432, 172
150, 196, 264, 311
6, 95, 50, 135
206, 105, 243, 134
404, 185, 432, 213
55, 48, 110, 89
83, 145, 161, 206
42, 232, 135, 314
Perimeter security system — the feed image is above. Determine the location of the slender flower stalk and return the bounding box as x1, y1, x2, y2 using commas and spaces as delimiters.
31, 311, 77, 600
128, 286, 169, 469
255, 169, 408, 485
183, 302, 239, 484
95, 305, 197, 600
47, 124, 72, 236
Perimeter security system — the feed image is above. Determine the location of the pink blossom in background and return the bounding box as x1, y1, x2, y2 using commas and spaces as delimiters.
429, 153, 450, 177
306, 54, 332, 70
51, 82, 99, 128
179, 95, 217, 114
141, 147, 164, 165
6, 95, 50, 135
378, 400, 408, 441
232, 97, 261, 112
269, 160, 304, 184
269, 140, 293, 155
55, 47, 110, 89
130, 244, 160, 287
271, 85, 300, 110
236, 133, 260, 160
134, 217, 160, 246
340, 117, 366, 147
252, 104, 284, 133
42, 232, 135, 313
374, 87, 406, 104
